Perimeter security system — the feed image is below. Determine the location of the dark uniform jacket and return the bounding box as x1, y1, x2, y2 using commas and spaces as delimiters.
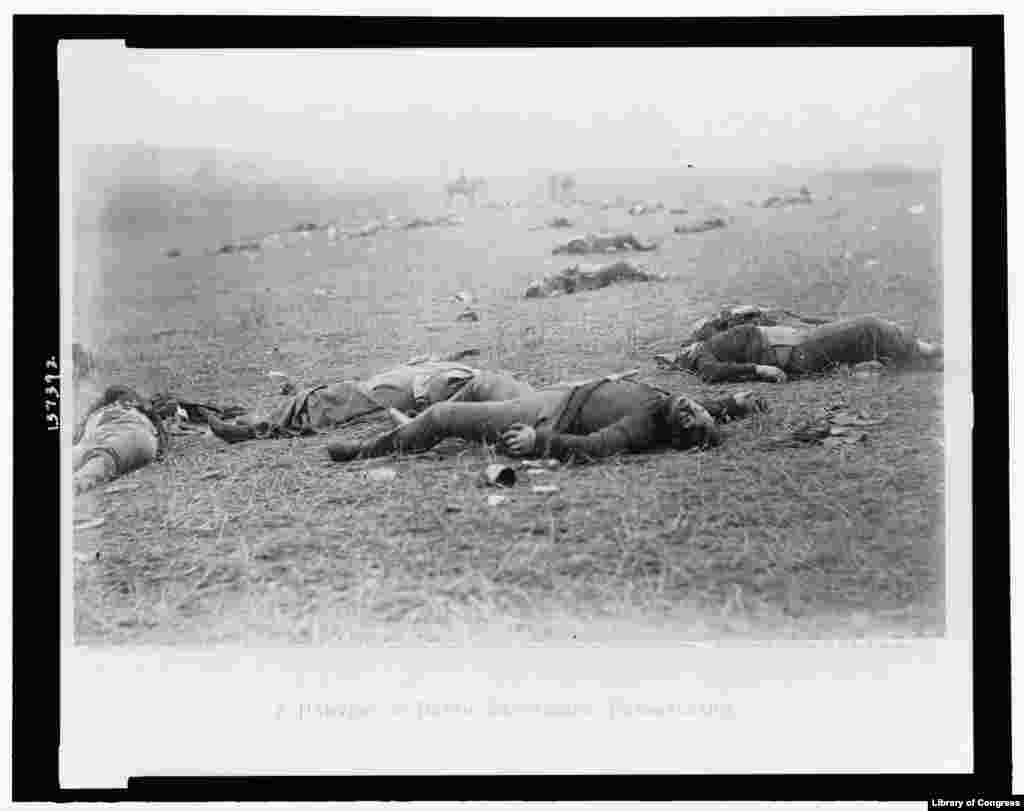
533, 378, 671, 460
530, 378, 753, 461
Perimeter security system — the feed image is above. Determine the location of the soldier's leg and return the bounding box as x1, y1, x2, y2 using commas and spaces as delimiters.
212, 381, 397, 442
297, 381, 411, 430
855, 316, 921, 362
789, 316, 923, 373
90, 417, 160, 474
328, 392, 561, 461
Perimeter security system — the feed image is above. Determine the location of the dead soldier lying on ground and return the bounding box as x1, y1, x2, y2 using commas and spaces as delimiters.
654, 314, 943, 383
73, 385, 174, 495
326, 372, 768, 463
552, 232, 658, 255
205, 350, 536, 444
524, 260, 667, 298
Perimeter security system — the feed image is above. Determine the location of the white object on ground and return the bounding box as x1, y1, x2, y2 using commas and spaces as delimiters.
521, 459, 560, 470
104, 483, 140, 494
367, 467, 397, 483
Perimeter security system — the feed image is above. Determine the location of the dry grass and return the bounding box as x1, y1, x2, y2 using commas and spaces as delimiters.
72, 170, 944, 645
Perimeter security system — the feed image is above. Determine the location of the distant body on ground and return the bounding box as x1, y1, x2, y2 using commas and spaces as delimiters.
73, 386, 170, 495
674, 216, 728, 235
762, 186, 814, 208
525, 261, 666, 299
552, 232, 658, 255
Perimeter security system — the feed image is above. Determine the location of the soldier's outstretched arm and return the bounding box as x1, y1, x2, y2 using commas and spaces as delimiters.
696, 390, 769, 422
690, 344, 767, 383
531, 412, 659, 462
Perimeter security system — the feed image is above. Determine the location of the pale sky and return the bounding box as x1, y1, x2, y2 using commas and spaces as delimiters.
59, 42, 969, 177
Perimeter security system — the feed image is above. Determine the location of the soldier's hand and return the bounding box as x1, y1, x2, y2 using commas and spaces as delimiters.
755, 365, 788, 383
501, 423, 537, 456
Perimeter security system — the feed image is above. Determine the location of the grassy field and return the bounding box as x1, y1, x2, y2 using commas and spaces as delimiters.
71, 168, 945, 644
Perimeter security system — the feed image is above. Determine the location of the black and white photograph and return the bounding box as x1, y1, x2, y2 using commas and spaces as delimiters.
44, 22, 989, 788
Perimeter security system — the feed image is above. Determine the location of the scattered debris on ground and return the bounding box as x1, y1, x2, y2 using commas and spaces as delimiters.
772, 401, 889, 450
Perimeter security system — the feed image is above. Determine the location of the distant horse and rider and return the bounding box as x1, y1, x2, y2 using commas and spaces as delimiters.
445, 170, 488, 208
